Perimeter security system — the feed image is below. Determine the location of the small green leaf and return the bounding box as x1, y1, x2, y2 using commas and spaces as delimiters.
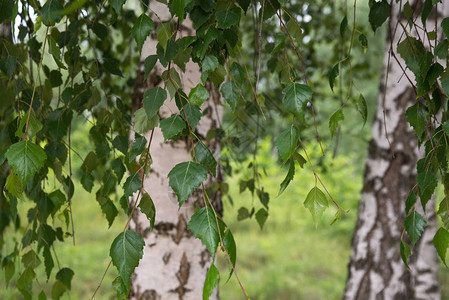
110, 231, 145, 291
172, 0, 190, 23
358, 34, 368, 53
237, 207, 250, 220
202, 55, 219, 73
355, 94, 368, 126
123, 173, 141, 197
435, 39, 448, 59
17, 267, 35, 300
255, 208, 268, 229
0, 56, 16, 77
143, 87, 167, 120
406, 102, 427, 141
340, 16, 348, 37
193, 141, 217, 176
156, 23, 172, 51
223, 230, 236, 280
405, 211, 426, 247
134, 107, 159, 134
41, 0, 64, 26
442, 17, 449, 39
304, 187, 329, 223
433, 227, 449, 266
203, 263, 220, 300
189, 84, 210, 106
216, 6, 241, 29
276, 126, 299, 162
22, 250, 41, 269
144, 55, 158, 78
405, 191, 417, 214
400, 239, 411, 269
132, 13, 154, 51
188, 207, 220, 258
6, 141, 47, 185
282, 83, 313, 122
160, 115, 186, 141
329, 109, 344, 138
5, 172, 24, 198
109, 0, 126, 14
112, 136, 129, 156
15, 111, 43, 139
369, 0, 390, 32
56, 268, 74, 290
181, 104, 202, 130
168, 161, 207, 206
138, 193, 156, 231
220, 82, 239, 111
129, 135, 147, 162
43, 246, 54, 279
328, 64, 339, 92
279, 160, 295, 195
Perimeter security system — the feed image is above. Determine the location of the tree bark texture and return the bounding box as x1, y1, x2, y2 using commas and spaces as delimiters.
344, 1, 447, 299
128, 2, 222, 300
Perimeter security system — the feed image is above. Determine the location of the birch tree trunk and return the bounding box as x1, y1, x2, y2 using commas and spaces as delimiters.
344, 1, 446, 299
127, 2, 222, 300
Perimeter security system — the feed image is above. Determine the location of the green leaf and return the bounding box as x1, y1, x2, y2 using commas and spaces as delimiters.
144, 55, 158, 78
16, 111, 43, 139
271, 33, 286, 53
442, 18, 449, 39
417, 159, 437, 210
406, 102, 427, 141
223, 229, 236, 280
354, 94, 368, 126
112, 158, 126, 183
189, 84, 210, 106
203, 263, 220, 300
123, 172, 141, 197
172, 0, 190, 23
216, 6, 241, 29
358, 34, 368, 53
101, 200, 118, 228
220, 82, 239, 111
433, 227, 449, 266
112, 135, 129, 156
255, 208, 268, 229
51, 280, 66, 300
22, 250, 41, 269
160, 115, 186, 140
109, 0, 126, 14
188, 207, 220, 258
156, 23, 172, 51
279, 160, 295, 195
304, 187, 329, 223
193, 141, 217, 176
43, 246, 54, 279
435, 39, 448, 59
405, 211, 426, 247
38, 291, 47, 300
340, 16, 348, 37
0, 56, 16, 77
0, 0, 14, 23
6, 141, 47, 185
181, 104, 202, 130
134, 108, 159, 134
17, 267, 35, 300
237, 207, 250, 220
143, 87, 167, 120
132, 13, 154, 51
138, 193, 156, 231
202, 55, 219, 73
168, 161, 207, 206
422, 0, 433, 25
129, 135, 147, 162
369, 0, 390, 32
400, 239, 411, 269
328, 64, 339, 92
110, 230, 145, 290
41, 0, 64, 26
276, 126, 299, 162
5, 172, 23, 199
329, 109, 344, 138
56, 268, 74, 290
405, 191, 417, 214
282, 83, 313, 122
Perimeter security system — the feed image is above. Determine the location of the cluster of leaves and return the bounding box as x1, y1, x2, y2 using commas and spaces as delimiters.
365, 0, 449, 267
0, 0, 373, 299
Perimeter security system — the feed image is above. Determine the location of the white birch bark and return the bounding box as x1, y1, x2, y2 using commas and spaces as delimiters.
344, 1, 447, 299
128, 2, 222, 299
